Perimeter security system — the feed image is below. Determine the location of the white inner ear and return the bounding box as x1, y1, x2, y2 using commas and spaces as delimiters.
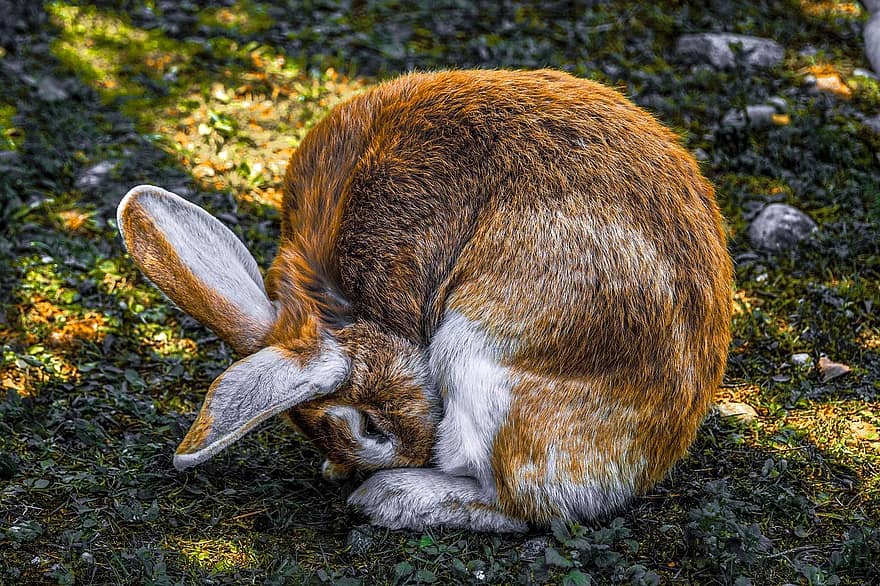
326, 405, 396, 467
117, 185, 276, 351
174, 340, 351, 470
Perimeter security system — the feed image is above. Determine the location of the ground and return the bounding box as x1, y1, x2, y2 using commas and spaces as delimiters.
0, 1, 879, 584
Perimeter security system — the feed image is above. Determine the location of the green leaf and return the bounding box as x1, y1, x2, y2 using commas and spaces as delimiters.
415, 569, 437, 583
393, 562, 413, 580
8, 519, 43, 542
544, 546, 573, 568
551, 518, 572, 544
562, 569, 591, 586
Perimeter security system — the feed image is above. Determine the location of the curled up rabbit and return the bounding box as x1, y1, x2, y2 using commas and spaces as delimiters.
117, 69, 732, 533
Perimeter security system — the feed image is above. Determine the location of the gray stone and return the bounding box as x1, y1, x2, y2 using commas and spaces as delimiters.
722, 105, 777, 129
791, 353, 813, 368
853, 67, 879, 79
748, 204, 818, 251
766, 96, 788, 112
345, 524, 374, 556
675, 33, 784, 69
75, 161, 117, 190
865, 13, 880, 75
519, 537, 550, 562
36, 77, 69, 102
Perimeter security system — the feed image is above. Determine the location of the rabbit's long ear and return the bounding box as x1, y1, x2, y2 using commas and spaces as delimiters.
173, 341, 351, 470
117, 185, 276, 355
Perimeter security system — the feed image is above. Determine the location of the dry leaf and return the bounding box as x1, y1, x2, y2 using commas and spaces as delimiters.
818, 355, 852, 382
716, 401, 758, 424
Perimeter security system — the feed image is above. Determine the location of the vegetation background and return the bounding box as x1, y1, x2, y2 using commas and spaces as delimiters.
0, 0, 878, 584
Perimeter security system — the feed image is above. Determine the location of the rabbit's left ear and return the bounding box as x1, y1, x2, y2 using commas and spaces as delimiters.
117, 185, 276, 355
173, 341, 351, 470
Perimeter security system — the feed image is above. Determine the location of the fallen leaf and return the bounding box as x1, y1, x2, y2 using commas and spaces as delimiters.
818, 355, 852, 382
716, 401, 758, 424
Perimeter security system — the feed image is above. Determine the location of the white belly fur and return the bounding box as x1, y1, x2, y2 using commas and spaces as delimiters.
428, 311, 514, 495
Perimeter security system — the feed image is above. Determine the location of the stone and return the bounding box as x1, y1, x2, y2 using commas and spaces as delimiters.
791, 353, 813, 368
345, 524, 374, 556
36, 76, 69, 102
675, 33, 784, 69
748, 204, 818, 251
853, 67, 879, 79
865, 13, 880, 75
716, 401, 758, 424
722, 105, 777, 129
766, 96, 788, 112
519, 537, 550, 562
75, 161, 117, 190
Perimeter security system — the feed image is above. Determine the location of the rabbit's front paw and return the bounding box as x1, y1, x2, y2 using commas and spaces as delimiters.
348, 468, 527, 532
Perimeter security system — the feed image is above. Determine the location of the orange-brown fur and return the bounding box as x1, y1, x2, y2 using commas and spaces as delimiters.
243, 69, 731, 520
263, 70, 731, 504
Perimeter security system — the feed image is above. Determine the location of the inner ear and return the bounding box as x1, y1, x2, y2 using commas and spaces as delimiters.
117, 185, 276, 354
173, 340, 351, 470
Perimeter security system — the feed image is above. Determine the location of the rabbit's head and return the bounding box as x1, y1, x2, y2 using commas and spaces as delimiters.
116, 185, 439, 476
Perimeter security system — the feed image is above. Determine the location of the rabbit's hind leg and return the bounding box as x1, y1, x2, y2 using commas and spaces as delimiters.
348, 468, 527, 532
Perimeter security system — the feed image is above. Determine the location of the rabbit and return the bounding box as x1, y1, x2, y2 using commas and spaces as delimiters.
117, 68, 732, 533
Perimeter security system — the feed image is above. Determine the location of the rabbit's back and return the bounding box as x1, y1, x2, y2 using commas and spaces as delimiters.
277, 70, 728, 345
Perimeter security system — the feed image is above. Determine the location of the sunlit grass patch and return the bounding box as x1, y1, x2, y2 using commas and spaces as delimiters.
170, 536, 260, 572
0, 102, 24, 151
798, 0, 864, 18
48, 2, 369, 207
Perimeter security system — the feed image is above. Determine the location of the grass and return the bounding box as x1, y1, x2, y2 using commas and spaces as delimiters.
0, 0, 878, 584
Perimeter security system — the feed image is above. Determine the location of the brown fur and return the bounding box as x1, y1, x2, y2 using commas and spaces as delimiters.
264, 70, 731, 501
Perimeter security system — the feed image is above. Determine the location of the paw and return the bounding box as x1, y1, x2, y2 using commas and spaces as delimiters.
348, 469, 528, 532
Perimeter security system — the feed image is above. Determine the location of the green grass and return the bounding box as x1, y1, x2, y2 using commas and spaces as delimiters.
1, 0, 878, 584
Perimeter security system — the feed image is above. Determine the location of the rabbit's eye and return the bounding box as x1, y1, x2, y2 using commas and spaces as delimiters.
361, 413, 388, 443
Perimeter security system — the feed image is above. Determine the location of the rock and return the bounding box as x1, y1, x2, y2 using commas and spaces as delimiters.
722, 105, 777, 129
791, 353, 813, 368
716, 401, 758, 424
766, 96, 788, 112
346, 524, 374, 556
693, 148, 709, 162
675, 33, 784, 69
853, 67, 879, 79
36, 76, 69, 102
75, 161, 117, 190
748, 204, 818, 251
865, 13, 880, 74
519, 537, 550, 562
